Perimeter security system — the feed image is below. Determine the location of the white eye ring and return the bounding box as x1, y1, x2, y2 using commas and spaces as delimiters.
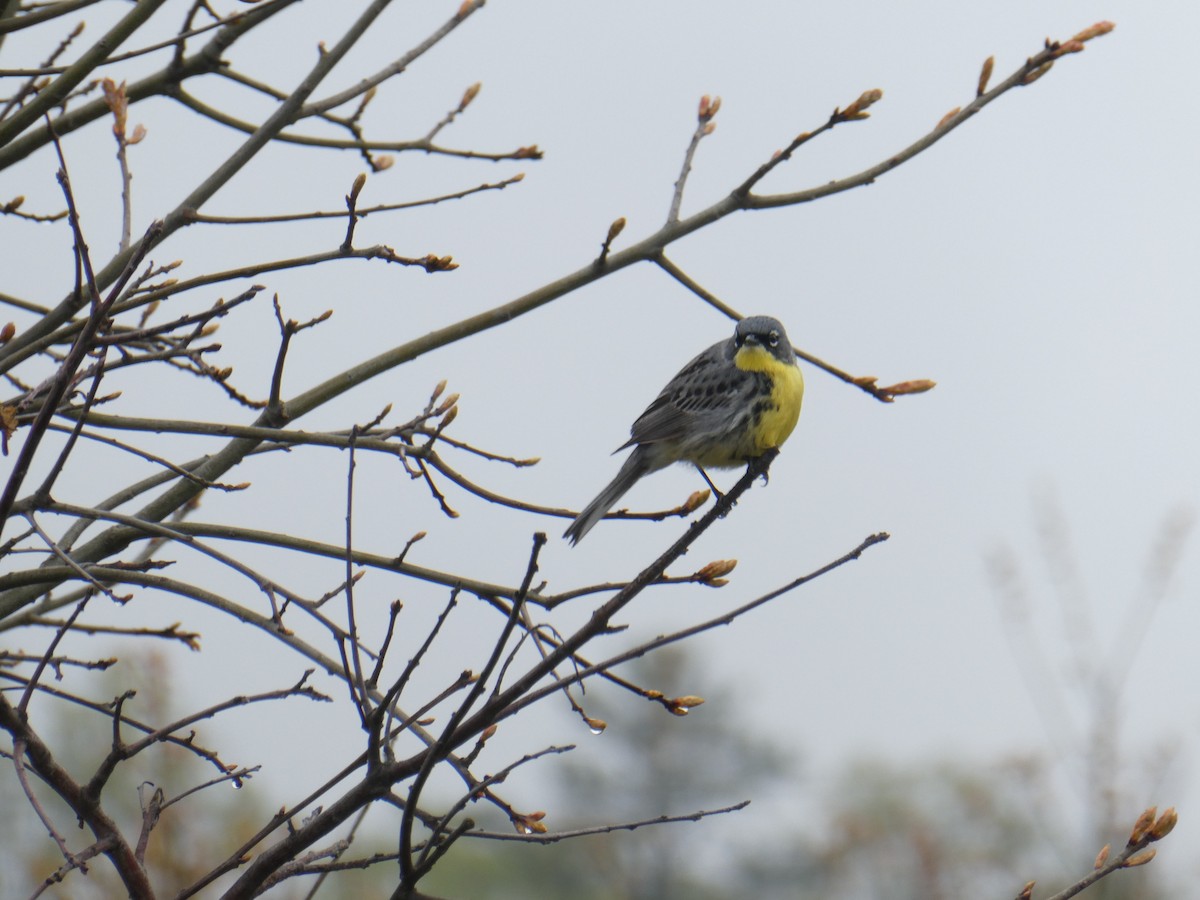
767, 331, 780, 347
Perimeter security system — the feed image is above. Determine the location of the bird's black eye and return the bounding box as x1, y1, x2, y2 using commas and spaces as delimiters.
767, 330, 780, 347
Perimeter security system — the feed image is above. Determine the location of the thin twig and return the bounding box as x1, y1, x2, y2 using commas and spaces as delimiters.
12, 738, 75, 863
183, 174, 524, 225
100, 79, 136, 253
17, 594, 90, 716
343, 422, 369, 724
373, 589, 460, 762
667, 95, 720, 224
468, 800, 752, 843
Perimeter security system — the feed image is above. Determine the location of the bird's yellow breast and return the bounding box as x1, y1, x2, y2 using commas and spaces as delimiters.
734, 345, 804, 451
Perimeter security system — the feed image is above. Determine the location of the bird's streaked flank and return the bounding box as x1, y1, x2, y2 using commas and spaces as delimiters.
564, 315, 804, 544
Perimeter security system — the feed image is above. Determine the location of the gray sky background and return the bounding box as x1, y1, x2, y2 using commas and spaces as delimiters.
3, 0, 1198, 890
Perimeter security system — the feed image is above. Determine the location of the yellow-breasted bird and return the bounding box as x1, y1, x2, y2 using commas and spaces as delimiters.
564, 315, 803, 544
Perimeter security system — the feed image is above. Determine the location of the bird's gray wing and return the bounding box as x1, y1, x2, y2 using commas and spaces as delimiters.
617, 337, 756, 450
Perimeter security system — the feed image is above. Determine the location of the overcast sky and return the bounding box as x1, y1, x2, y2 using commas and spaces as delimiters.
3, 0, 1198, 891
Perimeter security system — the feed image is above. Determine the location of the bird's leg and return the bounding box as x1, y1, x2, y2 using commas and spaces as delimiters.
694, 464, 724, 501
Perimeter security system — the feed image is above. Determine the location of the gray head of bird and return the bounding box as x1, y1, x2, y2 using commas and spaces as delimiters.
734, 315, 795, 363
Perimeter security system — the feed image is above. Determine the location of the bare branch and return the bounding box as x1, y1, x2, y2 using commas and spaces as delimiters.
468, 800, 752, 844
0, 694, 155, 897
1037, 805, 1176, 900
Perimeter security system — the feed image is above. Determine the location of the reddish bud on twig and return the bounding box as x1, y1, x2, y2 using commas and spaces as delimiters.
458, 82, 482, 111
1123, 848, 1157, 868
1072, 21, 1115, 43
838, 88, 884, 121
349, 172, 367, 203
1128, 806, 1157, 846
1149, 807, 1178, 840
856, 88, 884, 110
434, 393, 459, 416
879, 379, 937, 397
101, 78, 128, 136
3, 195, 23, 212
937, 107, 961, 129
695, 559, 737, 585
585, 716, 607, 733
373, 155, 394, 172
698, 94, 721, 120
977, 56, 995, 96
1, 404, 16, 450
0, 322, 15, 343
1021, 60, 1054, 85
512, 811, 548, 834
513, 145, 542, 159
682, 490, 710, 512
667, 695, 705, 715
420, 254, 457, 272
1094, 844, 1110, 868
598, 216, 626, 266
1052, 40, 1087, 58
1015, 882, 1035, 900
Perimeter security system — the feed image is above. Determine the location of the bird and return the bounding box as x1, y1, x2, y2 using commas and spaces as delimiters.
564, 315, 803, 544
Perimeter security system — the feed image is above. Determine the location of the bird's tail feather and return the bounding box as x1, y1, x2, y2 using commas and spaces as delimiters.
564, 447, 653, 545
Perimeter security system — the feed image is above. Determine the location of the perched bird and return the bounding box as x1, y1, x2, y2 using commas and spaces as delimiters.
564, 315, 804, 544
